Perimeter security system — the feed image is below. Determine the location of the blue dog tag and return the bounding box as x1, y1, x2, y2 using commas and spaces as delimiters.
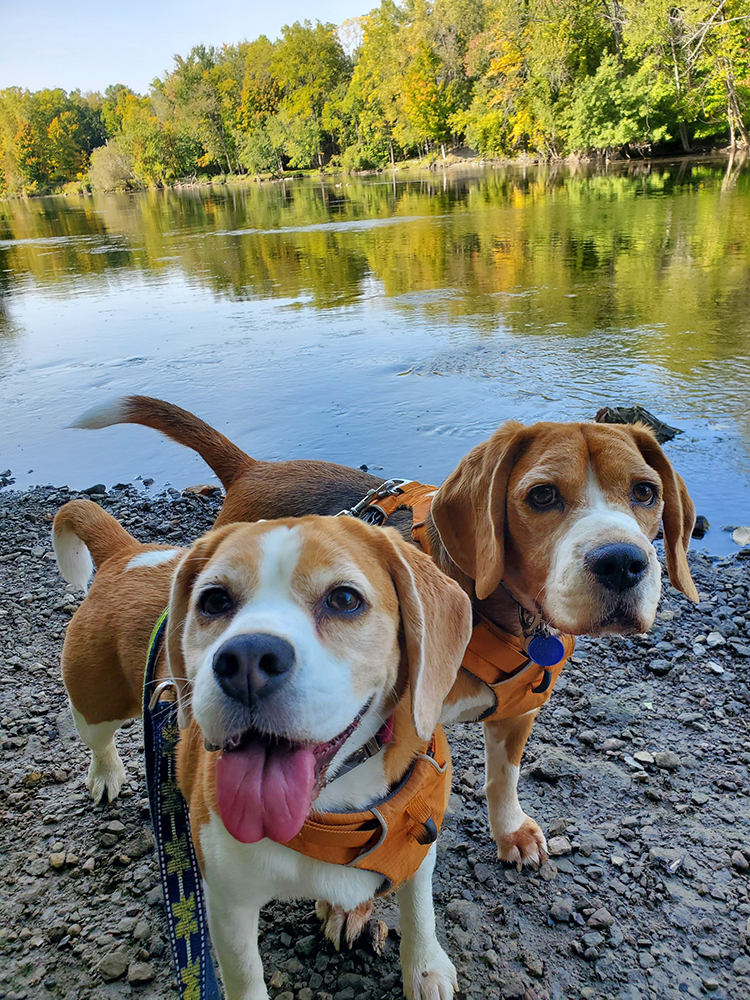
528, 634, 566, 667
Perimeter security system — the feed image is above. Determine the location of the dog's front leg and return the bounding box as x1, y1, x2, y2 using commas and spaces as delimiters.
397, 843, 457, 1000
205, 887, 267, 1000
483, 709, 546, 867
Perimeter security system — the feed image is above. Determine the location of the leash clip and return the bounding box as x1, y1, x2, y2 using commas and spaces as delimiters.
147, 678, 179, 712
335, 478, 413, 524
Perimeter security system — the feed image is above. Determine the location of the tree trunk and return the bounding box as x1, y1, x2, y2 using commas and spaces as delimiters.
441, 142, 446, 160
725, 71, 750, 149
678, 122, 691, 152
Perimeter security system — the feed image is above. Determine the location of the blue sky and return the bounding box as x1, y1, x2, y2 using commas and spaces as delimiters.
0, 0, 371, 94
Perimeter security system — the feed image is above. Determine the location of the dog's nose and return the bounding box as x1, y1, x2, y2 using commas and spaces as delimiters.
586, 543, 649, 593
212, 633, 295, 706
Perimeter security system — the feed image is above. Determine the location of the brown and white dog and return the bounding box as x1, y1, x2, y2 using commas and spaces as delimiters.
52, 501, 472, 1000
74, 397, 699, 875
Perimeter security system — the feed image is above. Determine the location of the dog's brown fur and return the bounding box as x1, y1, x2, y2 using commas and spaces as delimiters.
76, 396, 698, 869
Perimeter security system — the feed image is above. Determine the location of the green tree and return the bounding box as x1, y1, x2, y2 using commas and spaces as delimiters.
402, 42, 461, 156
271, 21, 352, 166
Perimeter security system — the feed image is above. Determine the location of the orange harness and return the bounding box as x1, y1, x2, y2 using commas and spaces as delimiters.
284, 725, 450, 896
368, 480, 574, 721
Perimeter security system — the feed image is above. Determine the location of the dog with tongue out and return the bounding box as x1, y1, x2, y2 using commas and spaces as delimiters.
53, 502, 472, 1000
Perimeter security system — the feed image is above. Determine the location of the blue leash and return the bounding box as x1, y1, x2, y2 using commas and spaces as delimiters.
143, 609, 222, 1000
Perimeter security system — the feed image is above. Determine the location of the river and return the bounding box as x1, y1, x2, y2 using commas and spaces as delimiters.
1, 158, 749, 554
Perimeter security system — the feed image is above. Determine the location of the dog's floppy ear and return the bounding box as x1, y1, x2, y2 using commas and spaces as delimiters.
630, 426, 699, 602
166, 526, 238, 727
431, 422, 527, 601
381, 529, 472, 741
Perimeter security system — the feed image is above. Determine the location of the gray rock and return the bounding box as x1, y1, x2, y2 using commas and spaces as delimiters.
582, 931, 604, 949
731, 850, 750, 872
549, 897, 574, 922
547, 835, 572, 856
587, 907, 615, 927
97, 949, 129, 981
646, 659, 672, 677
653, 751, 681, 770
697, 941, 720, 959
126, 961, 155, 984
445, 899, 482, 931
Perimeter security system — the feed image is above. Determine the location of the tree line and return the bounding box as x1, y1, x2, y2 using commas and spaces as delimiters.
1, 0, 748, 195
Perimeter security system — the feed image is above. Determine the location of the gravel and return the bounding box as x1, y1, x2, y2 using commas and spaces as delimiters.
1, 483, 749, 1000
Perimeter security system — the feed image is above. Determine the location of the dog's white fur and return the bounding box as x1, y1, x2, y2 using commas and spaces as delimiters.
55, 506, 471, 1000
543, 466, 662, 634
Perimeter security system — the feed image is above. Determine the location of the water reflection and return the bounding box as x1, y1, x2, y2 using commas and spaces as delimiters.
2, 162, 749, 357
1, 160, 749, 549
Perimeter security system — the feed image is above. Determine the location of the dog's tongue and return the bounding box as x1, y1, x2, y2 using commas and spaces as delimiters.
215, 737, 315, 844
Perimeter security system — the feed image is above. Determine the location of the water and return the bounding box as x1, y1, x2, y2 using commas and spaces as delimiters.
1, 159, 749, 555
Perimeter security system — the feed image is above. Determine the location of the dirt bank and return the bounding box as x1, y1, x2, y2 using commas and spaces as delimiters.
1, 484, 748, 1000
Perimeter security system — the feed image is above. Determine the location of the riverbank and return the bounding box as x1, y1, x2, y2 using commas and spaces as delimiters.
2, 145, 739, 200
1, 482, 749, 1000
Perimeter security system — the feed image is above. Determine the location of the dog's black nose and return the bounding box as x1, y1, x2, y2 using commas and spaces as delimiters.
213, 633, 295, 706
586, 543, 649, 593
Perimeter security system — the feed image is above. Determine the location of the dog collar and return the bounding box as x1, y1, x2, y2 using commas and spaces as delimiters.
328, 714, 395, 783
342, 480, 575, 721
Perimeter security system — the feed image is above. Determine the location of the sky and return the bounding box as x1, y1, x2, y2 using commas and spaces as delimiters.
0, 0, 371, 94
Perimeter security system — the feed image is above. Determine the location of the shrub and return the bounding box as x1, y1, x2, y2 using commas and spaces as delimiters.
88, 139, 133, 191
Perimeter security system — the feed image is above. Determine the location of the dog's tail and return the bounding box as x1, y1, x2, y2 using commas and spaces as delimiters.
71, 395, 253, 490
52, 500, 139, 591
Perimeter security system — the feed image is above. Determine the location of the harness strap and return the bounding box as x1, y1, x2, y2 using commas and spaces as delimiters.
358, 481, 575, 721
284, 726, 450, 895
143, 611, 222, 1000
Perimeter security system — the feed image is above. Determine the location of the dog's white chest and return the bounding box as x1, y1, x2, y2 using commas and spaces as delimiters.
200, 812, 382, 912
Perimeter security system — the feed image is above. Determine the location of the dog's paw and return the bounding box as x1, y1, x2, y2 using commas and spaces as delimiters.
495, 815, 547, 869
402, 944, 457, 1000
315, 900, 378, 951
86, 746, 126, 805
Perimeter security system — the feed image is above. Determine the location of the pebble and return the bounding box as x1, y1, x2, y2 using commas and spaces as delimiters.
587, 907, 615, 928
646, 659, 672, 677
731, 850, 749, 873
706, 631, 725, 647
97, 949, 130, 981
445, 899, 481, 931
127, 961, 155, 984
547, 836, 572, 856
697, 941, 720, 959
582, 931, 604, 949
549, 897, 574, 922
653, 751, 681, 770
2, 482, 748, 1000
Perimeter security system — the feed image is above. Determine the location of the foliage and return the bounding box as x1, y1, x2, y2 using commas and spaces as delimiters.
88, 139, 133, 191
1, 1, 748, 194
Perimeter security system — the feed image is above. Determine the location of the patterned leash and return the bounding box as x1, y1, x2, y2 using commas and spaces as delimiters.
143, 609, 222, 1000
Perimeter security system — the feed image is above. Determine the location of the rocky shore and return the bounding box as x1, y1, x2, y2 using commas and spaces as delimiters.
1, 483, 748, 1000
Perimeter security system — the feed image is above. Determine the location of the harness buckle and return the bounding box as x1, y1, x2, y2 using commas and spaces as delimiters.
335, 479, 413, 522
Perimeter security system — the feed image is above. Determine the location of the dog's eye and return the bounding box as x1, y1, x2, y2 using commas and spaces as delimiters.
324, 587, 363, 613
527, 484, 561, 511
631, 481, 658, 506
198, 587, 235, 617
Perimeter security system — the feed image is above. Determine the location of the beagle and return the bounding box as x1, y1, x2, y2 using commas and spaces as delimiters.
75, 398, 699, 879
52, 500, 472, 1000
